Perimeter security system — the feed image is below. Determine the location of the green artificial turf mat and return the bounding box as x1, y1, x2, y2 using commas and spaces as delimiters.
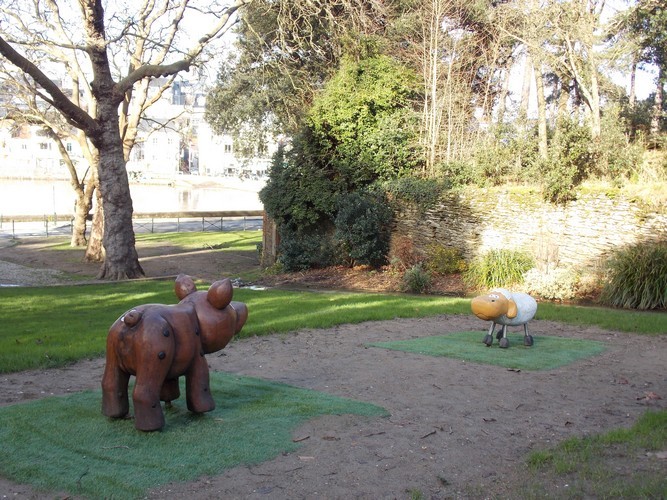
0, 372, 387, 498
368, 331, 607, 371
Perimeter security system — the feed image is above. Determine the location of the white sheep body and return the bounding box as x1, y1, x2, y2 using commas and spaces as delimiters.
491, 288, 537, 326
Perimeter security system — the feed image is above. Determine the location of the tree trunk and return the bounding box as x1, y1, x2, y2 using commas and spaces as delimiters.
518, 51, 533, 129
95, 117, 144, 279
650, 67, 664, 137
557, 77, 569, 119
534, 61, 548, 160
629, 59, 637, 109
496, 67, 511, 126
71, 183, 94, 247
85, 177, 104, 262
588, 66, 601, 139
82, 0, 143, 280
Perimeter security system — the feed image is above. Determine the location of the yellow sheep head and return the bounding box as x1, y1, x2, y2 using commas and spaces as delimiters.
471, 290, 518, 321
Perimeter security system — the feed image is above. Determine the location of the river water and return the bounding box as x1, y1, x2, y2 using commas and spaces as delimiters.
0, 176, 265, 216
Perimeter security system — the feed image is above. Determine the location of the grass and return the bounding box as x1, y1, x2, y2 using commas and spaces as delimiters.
522, 409, 667, 498
135, 230, 263, 251
46, 230, 263, 253
1, 279, 665, 373
0, 282, 471, 373
0, 372, 387, 498
534, 301, 667, 336
369, 331, 606, 371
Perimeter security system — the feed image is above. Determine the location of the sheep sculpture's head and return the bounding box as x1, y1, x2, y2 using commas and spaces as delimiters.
471, 290, 518, 322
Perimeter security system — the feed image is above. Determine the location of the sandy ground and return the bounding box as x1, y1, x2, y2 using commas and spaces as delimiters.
0, 238, 666, 499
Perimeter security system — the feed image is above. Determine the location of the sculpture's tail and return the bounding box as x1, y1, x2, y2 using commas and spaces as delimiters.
121, 308, 143, 327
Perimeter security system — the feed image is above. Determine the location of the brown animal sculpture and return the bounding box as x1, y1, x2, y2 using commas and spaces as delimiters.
101, 274, 248, 431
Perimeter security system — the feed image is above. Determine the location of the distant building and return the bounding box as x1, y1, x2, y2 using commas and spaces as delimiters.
0, 77, 274, 182
0, 122, 87, 180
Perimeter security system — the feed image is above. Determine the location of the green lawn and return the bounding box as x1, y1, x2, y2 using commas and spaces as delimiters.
0, 278, 665, 373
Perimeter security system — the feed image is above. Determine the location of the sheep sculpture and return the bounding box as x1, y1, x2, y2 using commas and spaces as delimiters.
470, 288, 537, 348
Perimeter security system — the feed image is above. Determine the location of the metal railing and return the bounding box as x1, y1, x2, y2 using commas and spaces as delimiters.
0, 210, 264, 238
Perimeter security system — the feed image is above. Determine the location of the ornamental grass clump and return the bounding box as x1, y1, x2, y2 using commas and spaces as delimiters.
402, 263, 432, 294
599, 241, 667, 310
464, 249, 534, 291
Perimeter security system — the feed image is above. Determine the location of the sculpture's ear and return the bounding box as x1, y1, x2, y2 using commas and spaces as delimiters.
207, 278, 233, 309
175, 274, 197, 300
506, 299, 518, 318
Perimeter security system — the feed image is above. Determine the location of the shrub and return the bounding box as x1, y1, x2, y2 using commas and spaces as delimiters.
522, 267, 581, 302
277, 228, 339, 271
436, 160, 475, 188
381, 176, 445, 212
334, 192, 393, 268
542, 119, 599, 204
401, 263, 432, 294
464, 249, 535, 291
474, 139, 515, 186
597, 105, 643, 180
599, 241, 667, 310
390, 236, 422, 271
424, 244, 466, 275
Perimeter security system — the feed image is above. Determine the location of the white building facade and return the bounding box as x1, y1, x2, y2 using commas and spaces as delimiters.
0, 78, 274, 183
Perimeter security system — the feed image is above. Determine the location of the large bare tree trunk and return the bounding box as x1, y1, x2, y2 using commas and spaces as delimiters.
83, 1, 143, 279
93, 95, 143, 279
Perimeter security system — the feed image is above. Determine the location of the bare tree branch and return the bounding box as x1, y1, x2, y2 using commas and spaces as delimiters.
0, 35, 98, 132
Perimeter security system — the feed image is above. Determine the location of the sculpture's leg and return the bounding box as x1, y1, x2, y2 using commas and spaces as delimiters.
523, 324, 534, 347
133, 340, 174, 431
185, 351, 215, 413
160, 378, 181, 404
483, 323, 495, 346
133, 372, 170, 431
101, 345, 130, 418
498, 325, 510, 348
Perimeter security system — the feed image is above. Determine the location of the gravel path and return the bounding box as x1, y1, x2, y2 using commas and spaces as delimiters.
0, 256, 74, 287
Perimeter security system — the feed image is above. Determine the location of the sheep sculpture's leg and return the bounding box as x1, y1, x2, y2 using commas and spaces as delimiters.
483, 323, 496, 347
498, 325, 510, 348
523, 324, 534, 347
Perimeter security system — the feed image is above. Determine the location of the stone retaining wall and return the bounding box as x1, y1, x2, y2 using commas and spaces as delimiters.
392, 189, 667, 271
